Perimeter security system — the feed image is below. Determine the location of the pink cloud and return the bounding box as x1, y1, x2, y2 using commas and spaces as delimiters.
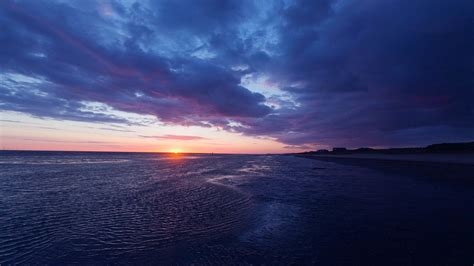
140, 135, 208, 141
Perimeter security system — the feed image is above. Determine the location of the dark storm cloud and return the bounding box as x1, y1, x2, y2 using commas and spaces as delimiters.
243, 0, 474, 147
0, 0, 270, 125
1, 0, 473, 148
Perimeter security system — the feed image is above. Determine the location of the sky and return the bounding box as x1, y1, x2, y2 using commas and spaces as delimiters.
0, 0, 473, 153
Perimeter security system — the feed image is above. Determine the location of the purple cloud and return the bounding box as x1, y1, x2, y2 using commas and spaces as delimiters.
0, 0, 473, 148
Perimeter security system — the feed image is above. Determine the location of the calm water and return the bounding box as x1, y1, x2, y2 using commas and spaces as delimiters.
0, 151, 473, 265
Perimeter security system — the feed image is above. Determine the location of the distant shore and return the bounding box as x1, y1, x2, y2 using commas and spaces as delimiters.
296, 141, 474, 165
297, 153, 474, 165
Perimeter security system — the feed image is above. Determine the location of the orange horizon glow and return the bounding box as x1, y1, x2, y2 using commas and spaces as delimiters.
169, 148, 181, 154
0, 112, 318, 154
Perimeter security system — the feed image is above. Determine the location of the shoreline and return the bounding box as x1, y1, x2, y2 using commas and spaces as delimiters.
296, 153, 474, 165
297, 153, 474, 180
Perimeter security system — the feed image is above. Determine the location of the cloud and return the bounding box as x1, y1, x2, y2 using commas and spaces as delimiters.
139, 135, 208, 141
238, 0, 474, 147
0, 119, 21, 123
1, 0, 473, 148
283, 145, 314, 150
98, 127, 135, 133
0, 0, 270, 126
20, 138, 111, 144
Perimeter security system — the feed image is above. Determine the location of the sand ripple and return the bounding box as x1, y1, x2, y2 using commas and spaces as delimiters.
0, 153, 251, 264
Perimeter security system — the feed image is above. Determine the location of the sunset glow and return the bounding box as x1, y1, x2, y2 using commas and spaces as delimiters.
170, 149, 181, 154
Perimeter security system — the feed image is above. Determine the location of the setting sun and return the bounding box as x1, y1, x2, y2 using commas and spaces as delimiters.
170, 149, 181, 154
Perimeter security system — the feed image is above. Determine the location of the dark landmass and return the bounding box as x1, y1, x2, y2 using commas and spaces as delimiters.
299, 141, 474, 155
293, 141, 474, 165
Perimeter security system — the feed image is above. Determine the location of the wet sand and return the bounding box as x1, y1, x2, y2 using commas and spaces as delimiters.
2, 151, 474, 265
298, 153, 474, 180
298, 153, 474, 165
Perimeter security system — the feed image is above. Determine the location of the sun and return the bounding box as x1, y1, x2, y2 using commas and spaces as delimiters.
170, 148, 181, 154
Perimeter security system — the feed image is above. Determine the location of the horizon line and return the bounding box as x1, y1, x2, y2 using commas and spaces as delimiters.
0, 149, 285, 155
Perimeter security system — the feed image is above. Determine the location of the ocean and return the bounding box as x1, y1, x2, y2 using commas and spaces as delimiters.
1, 151, 473, 265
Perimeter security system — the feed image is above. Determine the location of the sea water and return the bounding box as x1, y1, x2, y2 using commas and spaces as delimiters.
1, 151, 473, 265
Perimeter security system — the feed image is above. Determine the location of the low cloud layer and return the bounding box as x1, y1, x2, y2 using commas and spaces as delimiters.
140, 135, 208, 141
1, 0, 473, 148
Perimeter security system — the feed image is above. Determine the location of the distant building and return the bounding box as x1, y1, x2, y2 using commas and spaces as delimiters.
332, 147, 347, 152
